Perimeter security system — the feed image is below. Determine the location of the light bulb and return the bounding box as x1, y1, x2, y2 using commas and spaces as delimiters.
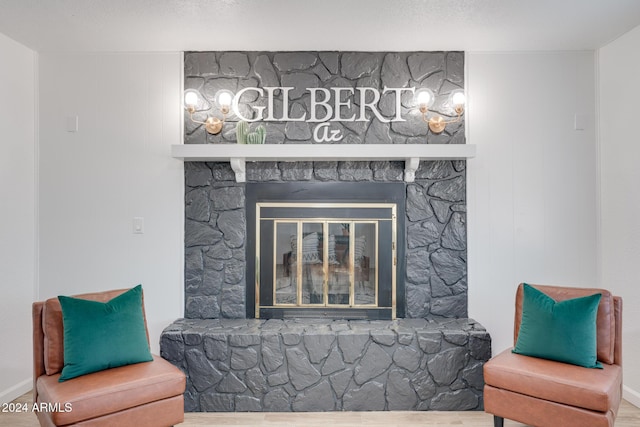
450, 90, 466, 107
184, 90, 199, 108
215, 90, 233, 108
415, 88, 435, 108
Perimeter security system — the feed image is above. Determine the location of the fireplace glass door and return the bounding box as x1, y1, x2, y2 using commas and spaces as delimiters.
256, 203, 396, 319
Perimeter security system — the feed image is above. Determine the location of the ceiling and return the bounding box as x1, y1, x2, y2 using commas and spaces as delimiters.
0, 0, 639, 53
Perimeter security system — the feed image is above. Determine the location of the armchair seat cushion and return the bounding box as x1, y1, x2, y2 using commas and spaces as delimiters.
484, 349, 622, 413
36, 356, 185, 426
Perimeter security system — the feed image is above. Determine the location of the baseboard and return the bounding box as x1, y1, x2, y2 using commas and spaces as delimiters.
0, 378, 31, 405
624, 385, 640, 408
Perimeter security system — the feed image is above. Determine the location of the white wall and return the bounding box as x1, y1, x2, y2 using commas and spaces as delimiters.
37, 53, 184, 354
0, 33, 36, 403
466, 52, 598, 356
599, 24, 640, 405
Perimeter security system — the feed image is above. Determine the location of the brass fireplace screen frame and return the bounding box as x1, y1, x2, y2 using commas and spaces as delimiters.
255, 202, 397, 319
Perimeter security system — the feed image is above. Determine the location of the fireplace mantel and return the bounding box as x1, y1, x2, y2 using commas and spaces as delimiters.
171, 144, 476, 183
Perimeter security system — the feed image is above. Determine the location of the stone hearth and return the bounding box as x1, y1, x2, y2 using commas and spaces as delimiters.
161, 318, 490, 412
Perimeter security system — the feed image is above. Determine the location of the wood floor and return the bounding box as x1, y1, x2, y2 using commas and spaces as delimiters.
2, 391, 639, 426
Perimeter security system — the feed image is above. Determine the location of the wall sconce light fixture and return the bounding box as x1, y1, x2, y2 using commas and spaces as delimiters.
184, 89, 234, 134
415, 88, 466, 134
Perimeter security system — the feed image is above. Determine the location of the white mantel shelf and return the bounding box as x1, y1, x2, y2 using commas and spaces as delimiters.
171, 144, 476, 183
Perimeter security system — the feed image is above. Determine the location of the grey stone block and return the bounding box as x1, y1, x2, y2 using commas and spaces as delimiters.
406, 249, 430, 284
354, 343, 392, 385
431, 199, 451, 224
406, 284, 430, 318
210, 186, 245, 210
224, 260, 245, 285
185, 220, 222, 247
280, 161, 314, 181
407, 184, 434, 221
186, 348, 224, 392
443, 330, 469, 346
407, 222, 440, 249
282, 73, 320, 99
446, 52, 464, 84
254, 54, 280, 87
387, 369, 418, 410
219, 52, 250, 77
441, 212, 466, 250
431, 249, 466, 285
247, 162, 281, 181
200, 392, 233, 411
469, 332, 492, 361
231, 347, 258, 370
319, 52, 339, 74
393, 345, 421, 372
292, 380, 336, 411
235, 395, 261, 412
186, 188, 211, 222
416, 160, 454, 180
381, 53, 410, 88
245, 367, 268, 395
427, 347, 467, 386
462, 360, 485, 390
185, 295, 220, 319
200, 265, 223, 296
216, 372, 247, 393
217, 211, 245, 249
329, 369, 353, 398
313, 161, 339, 181
430, 389, 478, 411
343, 381, 386, 411
337, 332, 369, 363
432, 293, 468, 318
341, 52, 379, 79
262, 333, 285, 372
286, 347, 322, 390
284, 104, 312, 141
411, 369, 437, 400
365, 119, 393, 145
321, 347, 346, 375
408, 52, 445, 82
160, 331, 184, 362
206, 239, 232, 260
274, 53, 317, 72
303, 333, 336, 364
263, 389, 291, 412
371, 329, 396, 346
185, 52, 218, 77
203, 334, 228, 361
428, 176, 465, 202
268, 370, 289, 387
338, 161, 373, 181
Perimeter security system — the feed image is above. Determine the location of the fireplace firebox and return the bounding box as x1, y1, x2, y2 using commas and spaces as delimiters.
246, 182, 406, 319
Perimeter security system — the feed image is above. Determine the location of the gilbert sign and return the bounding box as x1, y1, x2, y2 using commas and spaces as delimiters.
230, 86, 418, 143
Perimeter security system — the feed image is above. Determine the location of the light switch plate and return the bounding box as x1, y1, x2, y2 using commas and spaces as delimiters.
66, 116, 78, 132
133, 217, 144, 234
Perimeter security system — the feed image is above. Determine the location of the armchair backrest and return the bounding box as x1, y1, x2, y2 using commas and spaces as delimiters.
32, 288, 149, 400
513, 283, 622, 366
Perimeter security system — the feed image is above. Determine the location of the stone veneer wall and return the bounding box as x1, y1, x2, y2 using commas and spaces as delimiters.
183, 51, 468, 321
166, 51, 486, 412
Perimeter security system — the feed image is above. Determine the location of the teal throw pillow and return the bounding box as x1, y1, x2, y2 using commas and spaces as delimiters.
512, 283, 602, 368
58, 285, 153, 382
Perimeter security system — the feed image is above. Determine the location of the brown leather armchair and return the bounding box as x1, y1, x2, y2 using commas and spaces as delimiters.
33, 288, 186, 427
483, 283, 622, 427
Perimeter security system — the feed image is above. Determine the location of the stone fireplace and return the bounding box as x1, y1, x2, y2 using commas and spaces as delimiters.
160, 51, 490, 412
